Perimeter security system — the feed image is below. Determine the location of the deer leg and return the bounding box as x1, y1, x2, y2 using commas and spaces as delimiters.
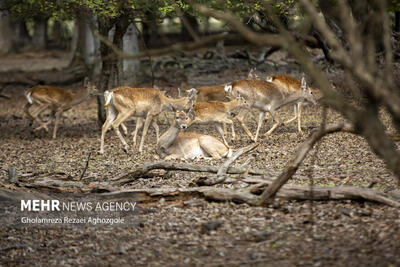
254, 111, 266, 142
138, 113, 154, 153
236, 109, 254, 141
265, 111, 281, 135
112, 110, 134, 153
151, 120, 160, 143
31, 104, 51, 132
297, 102, 303, 134
100, 106, 117, 154
230, 122, 236, 141
120, 122, 128, 136
132, 117, 144, 147
216, 124, 229, 147
52, 110, 63, 139
223, 123, 227, 135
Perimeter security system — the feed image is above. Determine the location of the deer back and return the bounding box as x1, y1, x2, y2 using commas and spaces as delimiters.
195, 85, 228, 102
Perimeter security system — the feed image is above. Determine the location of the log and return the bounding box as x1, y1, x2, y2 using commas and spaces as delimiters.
111, 160, 266, 186
98, 184, 400, 207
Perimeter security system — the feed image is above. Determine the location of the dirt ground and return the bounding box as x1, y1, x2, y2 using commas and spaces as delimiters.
0, 50, 400, 266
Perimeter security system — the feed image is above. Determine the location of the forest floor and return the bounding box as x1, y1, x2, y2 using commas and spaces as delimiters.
0, 48, 399, 267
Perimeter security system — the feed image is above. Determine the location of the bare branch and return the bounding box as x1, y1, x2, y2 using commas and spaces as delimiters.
92, 26, 240, 60
112, 160, 266, 186
256, 122, 355, 205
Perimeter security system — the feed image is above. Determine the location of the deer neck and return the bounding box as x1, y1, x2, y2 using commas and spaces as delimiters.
157, 118, 181, 157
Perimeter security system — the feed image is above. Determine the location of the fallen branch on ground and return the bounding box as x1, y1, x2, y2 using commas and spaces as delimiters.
111, 159, 266, 186
256, 122, 355, 205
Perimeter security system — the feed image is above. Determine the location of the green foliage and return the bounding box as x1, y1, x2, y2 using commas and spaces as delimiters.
389, 0, 400, 12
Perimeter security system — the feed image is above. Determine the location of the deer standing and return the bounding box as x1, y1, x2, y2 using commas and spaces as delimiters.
265, 74, 320, 134
100, 87, 195, 154
188, 95, 248, 146
224, 78, 317, 141
156, 107, 232, 160
24, 77, 98, 139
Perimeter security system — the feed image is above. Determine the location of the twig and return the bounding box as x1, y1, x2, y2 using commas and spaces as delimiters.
80, 152, 92, 180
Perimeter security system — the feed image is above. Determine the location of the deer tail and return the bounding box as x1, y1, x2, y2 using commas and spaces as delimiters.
104, 90, 113, 107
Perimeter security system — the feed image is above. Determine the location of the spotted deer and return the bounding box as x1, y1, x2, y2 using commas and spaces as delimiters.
188, 95, 249, 146
24, 77, 98, 139
100, 87, 195, 154
192, 84, 229, 102
156, 106, 232, 160
224, 78, 317, 141
265, 74, 321, 134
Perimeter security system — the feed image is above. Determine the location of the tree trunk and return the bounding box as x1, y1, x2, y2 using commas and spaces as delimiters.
142, 10, 161, 48
395, 11, 400, 33
97, 17, 114, 125
180, 11, 199, 41
121, 23, 140, 86
12, 20, 31, 49
0, 7, 13, 55
32, 17, 47, 50
74, 10, 100, 68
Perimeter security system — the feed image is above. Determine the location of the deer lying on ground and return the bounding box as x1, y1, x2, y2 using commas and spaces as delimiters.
156, 106, 232, 160
100, 87, 195, 154
224, 78, 317, 141
188, 94, 248, 146
24, 77, 98, 139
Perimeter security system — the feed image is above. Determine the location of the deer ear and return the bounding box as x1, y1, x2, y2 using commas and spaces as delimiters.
83, 77, 89, 86
301, 77, 307, 91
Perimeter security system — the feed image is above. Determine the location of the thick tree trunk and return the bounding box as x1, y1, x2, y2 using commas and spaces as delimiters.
12, 20, 31, 49
122, 23, 140, 86
97, 17, 114, 125
32, 17, 47, 50
0, 7, 13, 55
180, 11, 199, 41
74, 10, 100, 68
142, 10, 161, 48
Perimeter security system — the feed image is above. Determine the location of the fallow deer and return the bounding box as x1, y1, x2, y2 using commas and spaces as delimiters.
156, 107, 232, 160
265, 74, 321, 134
100, 87, 195, 154
224, 78, 317, 141
193, 84, 229, 102
188, 95, 249, 146
24, 77, 98, 139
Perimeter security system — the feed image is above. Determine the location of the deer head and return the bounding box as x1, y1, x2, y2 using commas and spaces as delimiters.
300, 77, 317, 105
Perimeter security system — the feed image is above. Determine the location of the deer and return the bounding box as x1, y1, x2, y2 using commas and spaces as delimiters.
224, 78, 317, 142
188, 94, 249, 146
156, 106, 232, 160
192, 84, 229, 102
265, 74, 321, 134
24, 77, 98, 139
99, 87, 196, 154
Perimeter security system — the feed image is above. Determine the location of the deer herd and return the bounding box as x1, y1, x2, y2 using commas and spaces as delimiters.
24, 69, 320, 160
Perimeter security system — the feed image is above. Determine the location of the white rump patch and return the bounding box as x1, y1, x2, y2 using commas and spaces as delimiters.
266, 76, 273, 82
25, 92, 33, 104
224, 84, 232, 93
104, 91, 113, 106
